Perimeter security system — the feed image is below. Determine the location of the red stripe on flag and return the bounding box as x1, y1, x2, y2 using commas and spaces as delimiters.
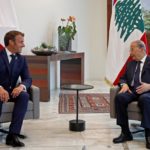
113, 57, 132, 85
113, 0, 117, 5
0, 44, 4, 51
141, 33, 149, 54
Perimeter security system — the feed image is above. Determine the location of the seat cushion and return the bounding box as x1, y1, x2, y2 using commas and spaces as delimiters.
1, 100, 33, 113
128, 101, 141, 113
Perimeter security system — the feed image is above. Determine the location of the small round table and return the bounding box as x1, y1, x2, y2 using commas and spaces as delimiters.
61, 84, 94, 132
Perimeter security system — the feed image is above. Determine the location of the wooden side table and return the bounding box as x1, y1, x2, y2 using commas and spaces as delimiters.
26, 52, 84, 102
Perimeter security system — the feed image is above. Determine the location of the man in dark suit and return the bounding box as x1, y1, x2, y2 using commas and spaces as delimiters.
0, 30, 32, 147
113, 40, 150, 149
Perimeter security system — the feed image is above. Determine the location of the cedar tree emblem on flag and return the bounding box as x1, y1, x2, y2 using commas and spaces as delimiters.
115, 0, 144, 42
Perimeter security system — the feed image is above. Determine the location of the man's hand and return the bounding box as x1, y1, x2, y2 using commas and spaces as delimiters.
11, 85, 24, 98
136, 82, 150, 94
119, 84, 132, 93
0, 87, 9, 102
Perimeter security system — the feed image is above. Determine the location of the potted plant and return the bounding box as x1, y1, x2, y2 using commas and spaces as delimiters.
58, 16, 77, 51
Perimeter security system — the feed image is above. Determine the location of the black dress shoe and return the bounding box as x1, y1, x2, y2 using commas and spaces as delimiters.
113, 132, 133, 143
146, 137, 150, 149
15, 133, 27, 139
6, 134, 25, 147
145, 129, 150, 149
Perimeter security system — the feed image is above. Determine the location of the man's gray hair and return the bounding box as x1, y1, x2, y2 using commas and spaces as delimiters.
135, 40, 146, 52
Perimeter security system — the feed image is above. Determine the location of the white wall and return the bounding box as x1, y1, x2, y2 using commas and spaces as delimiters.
12, 0, 107, 81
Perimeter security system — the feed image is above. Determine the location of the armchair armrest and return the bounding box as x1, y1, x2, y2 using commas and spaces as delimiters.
29, 85, 40, 119
110, 86, 120, 118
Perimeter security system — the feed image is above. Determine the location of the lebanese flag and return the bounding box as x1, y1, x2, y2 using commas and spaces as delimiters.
105, 0, 148, 85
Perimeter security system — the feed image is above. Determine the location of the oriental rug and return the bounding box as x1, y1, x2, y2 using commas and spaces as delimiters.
59, 93, 110, 114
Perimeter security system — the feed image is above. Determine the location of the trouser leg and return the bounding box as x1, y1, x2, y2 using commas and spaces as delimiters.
115, 92, 136, 133
138, 93, 150, 129
9, 92, 29, 134
0, 101, 2, 117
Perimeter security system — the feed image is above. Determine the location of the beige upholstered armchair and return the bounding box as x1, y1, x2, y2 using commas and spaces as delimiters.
110, 86, 142, 121
0, 85, 40, 123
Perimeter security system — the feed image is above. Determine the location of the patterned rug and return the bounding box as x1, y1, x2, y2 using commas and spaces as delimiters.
59, 93, 110, 114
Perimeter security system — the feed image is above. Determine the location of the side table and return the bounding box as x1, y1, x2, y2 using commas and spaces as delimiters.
61, 84, 94, 131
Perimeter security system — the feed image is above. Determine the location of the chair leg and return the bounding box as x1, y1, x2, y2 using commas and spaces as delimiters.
0, 124, 27, 139
130, 123, 144, 134
0, 123, 5, 139
132, 130, 144, 134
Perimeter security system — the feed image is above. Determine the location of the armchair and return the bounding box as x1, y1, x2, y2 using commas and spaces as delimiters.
0, 85, 40, 123
110, 86, 143, 133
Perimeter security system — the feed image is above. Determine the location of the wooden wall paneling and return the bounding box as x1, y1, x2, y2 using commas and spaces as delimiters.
26, 56, 50, 102
60, 58, 83, 85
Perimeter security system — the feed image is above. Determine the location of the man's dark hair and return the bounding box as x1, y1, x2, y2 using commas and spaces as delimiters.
4, 30, 24, 46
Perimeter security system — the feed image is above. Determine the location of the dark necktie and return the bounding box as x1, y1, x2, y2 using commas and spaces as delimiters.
9, 54, 16, 72
133, 61, 141, 90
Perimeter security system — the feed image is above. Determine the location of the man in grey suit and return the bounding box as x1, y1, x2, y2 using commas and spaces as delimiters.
113, 40, 150, 149
0, 30, 32, 147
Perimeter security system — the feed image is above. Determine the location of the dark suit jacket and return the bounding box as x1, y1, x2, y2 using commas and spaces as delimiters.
120, 56, 150, 88
0, 49, 32, 92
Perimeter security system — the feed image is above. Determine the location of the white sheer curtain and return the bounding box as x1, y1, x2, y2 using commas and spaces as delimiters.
0, 0, 19, 44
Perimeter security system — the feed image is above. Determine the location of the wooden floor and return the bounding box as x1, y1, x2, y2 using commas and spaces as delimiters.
0, 81, 146, 149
